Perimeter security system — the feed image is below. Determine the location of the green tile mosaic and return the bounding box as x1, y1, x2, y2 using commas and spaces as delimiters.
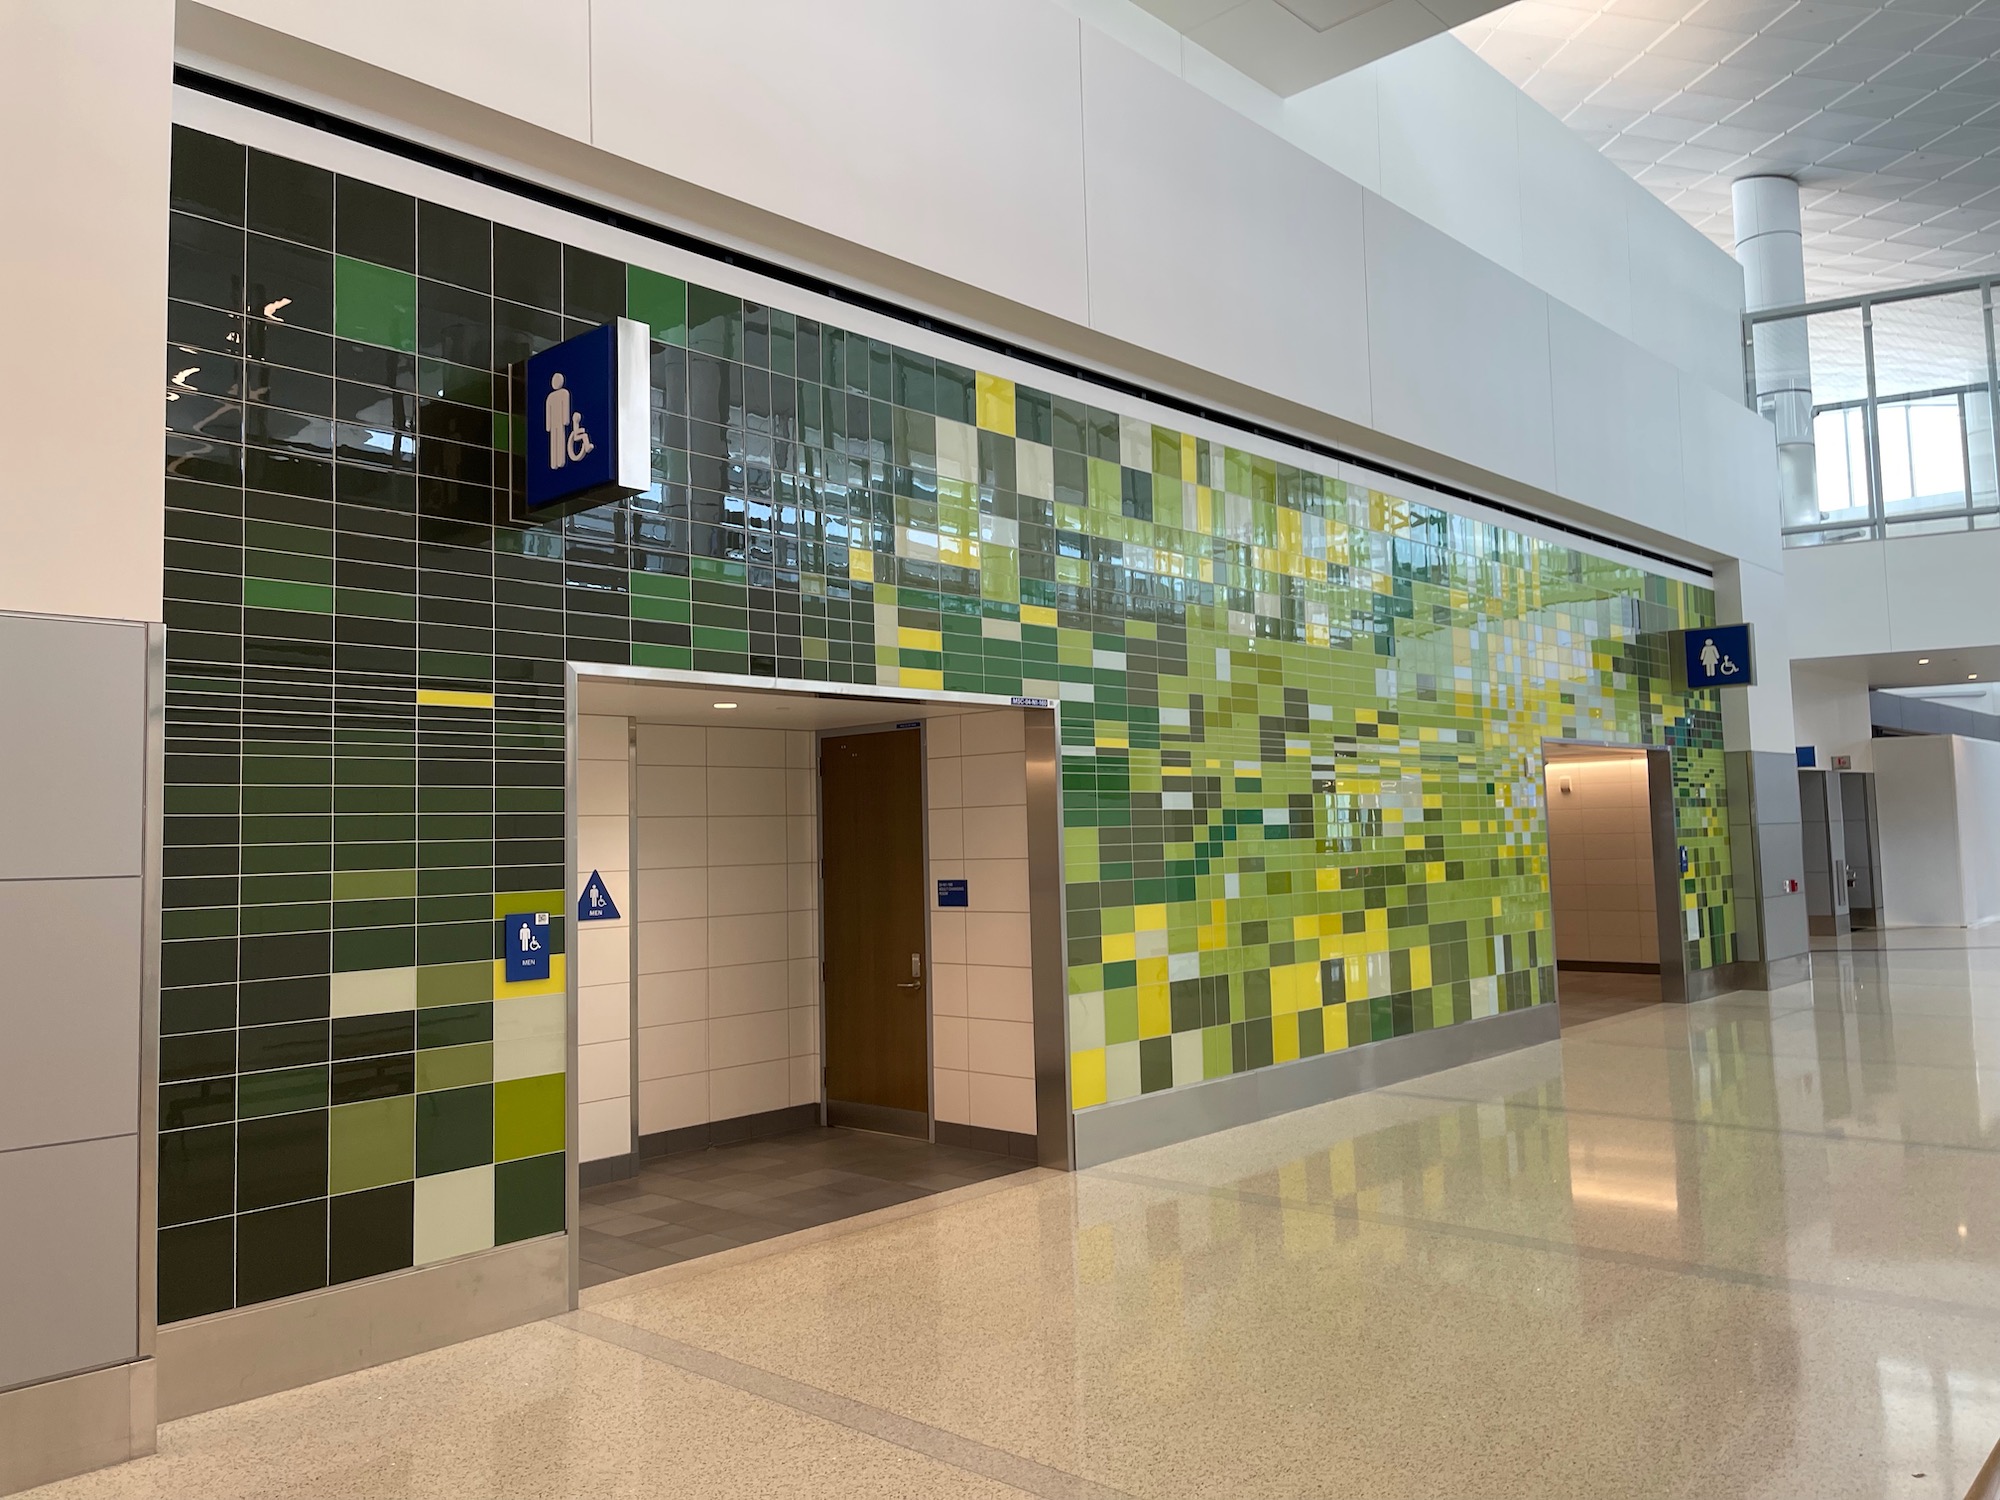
159, 124, 1733, 1322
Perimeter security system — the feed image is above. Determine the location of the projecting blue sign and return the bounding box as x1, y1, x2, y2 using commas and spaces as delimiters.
937, 879, 969, 909
502, 911, 551, 983
523, 318, 650, 512
577, 870, 621, 923
1683, 623, 1756, 688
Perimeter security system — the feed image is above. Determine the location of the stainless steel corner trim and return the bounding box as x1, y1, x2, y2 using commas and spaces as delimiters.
1023, 708, 1071, 1171
0, 1358, 154, 1496
1070, 1005, 1560, 1169
563, 666, 582, 1309
138, 624, 165, 1361
627, 716, 640, 1165
1647, 746, 1691, 1004
155, 1236, 568, 1421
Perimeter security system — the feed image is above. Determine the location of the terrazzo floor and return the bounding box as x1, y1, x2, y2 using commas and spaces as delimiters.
30, 929, 2000, 1498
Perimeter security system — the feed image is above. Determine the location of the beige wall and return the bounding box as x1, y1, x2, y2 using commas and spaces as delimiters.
634, 726, 820, 1138
1546, 756, 1659, 968
926, 712, 1038, 1138
1, 0, 172, 621
575, 715, 633, 1163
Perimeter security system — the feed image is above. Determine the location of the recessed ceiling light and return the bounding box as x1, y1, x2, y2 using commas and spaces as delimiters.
1969, 674, 1979, 681
712, 701, 738, 710
1919, 657, 1930, 664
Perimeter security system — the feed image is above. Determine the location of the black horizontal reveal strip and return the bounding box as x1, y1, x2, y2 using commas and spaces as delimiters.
175, 64, 1711, 581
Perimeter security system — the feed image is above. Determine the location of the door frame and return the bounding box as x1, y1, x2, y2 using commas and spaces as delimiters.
815, 718, 934, 1141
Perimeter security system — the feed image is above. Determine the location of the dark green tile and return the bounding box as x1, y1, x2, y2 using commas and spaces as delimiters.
335, 178, 414, 272
159, 1122, 234, 1226
158, 1217, 234, 1324
495, 1152, 564, 1243
416, 1083, 492, 1176
237, 1109, 328, 1210
329, 1181, 413, 1285
235, 1199, 328, 1305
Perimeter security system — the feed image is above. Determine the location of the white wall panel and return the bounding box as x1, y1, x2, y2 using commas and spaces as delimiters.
1517, 105, 1633, 343
1678, 377, 1783, 573
1080, 29, 1373, 430
1370, 40, 1523, 278
1363, 198, 1556, 494
1627, 197, 1747, 403
1881, 531, 2000, 653
1784, 540, 1892, 662
1547, 302, 1683, 540
591, 0, 1091, 326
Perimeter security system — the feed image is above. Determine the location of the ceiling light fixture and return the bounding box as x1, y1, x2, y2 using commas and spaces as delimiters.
712, 701, 738, 710
1970, 674, 1980, 681
1919, 657, 1931, 664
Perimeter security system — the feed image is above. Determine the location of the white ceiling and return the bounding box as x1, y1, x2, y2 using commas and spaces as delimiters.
1133, 0, 1517, 93
574, 677, 981, 731
1455, 0, 2000, 298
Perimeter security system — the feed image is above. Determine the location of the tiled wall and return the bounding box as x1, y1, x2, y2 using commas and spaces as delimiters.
926, 712, 1038, 1138
634, 726, 820, 1136
158, 122, 1732, 1318
575, 714, 632, 1162
1546, 757, 1660, 968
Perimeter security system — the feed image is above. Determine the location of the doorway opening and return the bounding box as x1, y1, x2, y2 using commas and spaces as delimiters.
563, 674, 1062, 1287
1543, 743, 1685, 1024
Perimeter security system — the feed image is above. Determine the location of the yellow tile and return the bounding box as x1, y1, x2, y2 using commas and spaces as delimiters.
1101, 931, 1136, 963
1021, 603, 1057, 629
417, 689, 494, 710
1323, 1001, 1349, 1051
1273, 1011, 1300, 1063
1136, 957, 1168, 987
1411, 946, 1432, 989
492, 890, 562, 922
898, 626, 943, 653
1071, 1048, 1107, 1108
490, 952, 566, 999
848, 547, 874, 583
1137, 988, 1170, 1038
1137, 903, 1167, 931
976, 372, 1016, 434
901, 667, 943, 691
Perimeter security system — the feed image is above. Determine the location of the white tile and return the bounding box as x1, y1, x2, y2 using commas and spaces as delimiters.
578, 814, 629, 878
708, 815, 788, 865
577, 982, 630, 1046
639, 969, 707, 1028
638, 1019, 706, 1080
707, 861, 788, 915
960, 803, 1027, 860
935, 1013, 969, 1071
413, 1166, 494, 1264
966, 1018, 1034, 1078
708, 959, 790, 1016
933, 1066, 970, 1124
638, 816, 706, 870
928, 807, 965, 860
637, 722, 706, 766
577, 923, 631, 986
638, 916, 708, 974
932, 910, 967, 964
638, 864, 708, 920
578, 1038, 631, 1104
578, 1098, 630, 1162
963, 857, 1030, 913
579, 714, 629, 763
709, 1059, 789, 1120
931, 961, 969, 1017
959, 752, 1027, 807
492, 993, 565, 1082
577, 757, 630, 817
958, 709, 1025, 754
788, 1053, 820, 1106
965, 911, 1031, 967
638, 763, 705, 816
707, 765, 787, 817
707, 726, 787, 767
968, 1071, 1036, 1134
709, 910, 788, 968
965, 963, 1033, 1023
329, 966, 415, 1019
637, 1075, 706, 1134
925, 714, 963, 759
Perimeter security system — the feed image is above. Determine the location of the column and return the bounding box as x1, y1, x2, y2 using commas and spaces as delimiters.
1733, 176, 1821, 530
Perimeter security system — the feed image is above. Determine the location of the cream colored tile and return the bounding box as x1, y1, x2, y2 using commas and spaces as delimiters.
966, 1018, 1033, 1078
707, 861, 788, 916
636, 1074, 706, 1134
638, 865, 707, 920
931, 961, 969, 1017
578, 757, 630, 817
639, 916, 708, 975
707, 765, 787, 817
710, 1007, 789, 1069
786, 729, 815, 768
706, 726, 787, 767
329, 965, 416, 1019
925, 714, 963, 759
708, 911, 787, 968
638, 815, 707, 870
960, 803, 1028, 860
492, 993, 564, 1082
578, 814, 628, 877
934, 1014, 970, 1071
958, 708, 1025, 755
707, 959, 789, 1016
709, 1059, 788, 1120
412, 1166, 492, 1264
785, 813, 818, 862
963, 857, 1029, 913
577, 1098, 629, 1162
932, 910, 967, 964
787, 908, 818, 960
965, 911, 1030, 967
928, 806, 965, 860
932, 1065, 970, 1124
928, 755, 963, 810
578, 1038, 631, 1104
638, 1020, 706, 1082
788, 1052, 820, 1106
636, 722, 706, 766
786, 861, 818, 913
965, 964, 1033, 1023
967, 1070, 1036, 1133
787, 1005, 817, 1058
577, 982, 629, 1047
959, 751, 1026, 807
578, 923, 631, 986
639, 969, 706, 1028
637, 763, 706, 816
578, 713, 629, 762
708, 814, 788, 865
788, 957, 819, 1007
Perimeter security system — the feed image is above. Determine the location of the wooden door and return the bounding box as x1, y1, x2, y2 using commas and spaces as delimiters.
820, 728, 929, 1134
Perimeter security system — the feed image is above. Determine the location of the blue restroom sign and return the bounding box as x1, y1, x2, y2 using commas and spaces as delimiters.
1682, 623, 1756, 688
523, 318, 651, 512
577, 870, 621, 922
937, 879, 969, 908
503, 912, 551, 983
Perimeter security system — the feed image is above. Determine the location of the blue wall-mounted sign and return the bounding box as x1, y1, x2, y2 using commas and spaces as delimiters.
1795, 745, 1817, 768
578, 871, 621, 922
1682, 623, 1756, 688
1679, 844, 1690, 876
502, 911, 551, 983
524, 318, 650, 513
936, 878, 969, 909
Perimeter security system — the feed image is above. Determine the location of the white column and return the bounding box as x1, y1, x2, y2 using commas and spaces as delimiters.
1732, 176, 1820, 530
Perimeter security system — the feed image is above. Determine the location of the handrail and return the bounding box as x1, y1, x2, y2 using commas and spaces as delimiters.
1965, 1433, 2000, 1500
1745, 271, 1998, 325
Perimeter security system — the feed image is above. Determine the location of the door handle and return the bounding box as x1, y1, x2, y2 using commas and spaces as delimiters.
895, 980, 923, 989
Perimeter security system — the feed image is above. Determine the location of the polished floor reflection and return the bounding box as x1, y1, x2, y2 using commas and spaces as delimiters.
33, 930, 2000, 1498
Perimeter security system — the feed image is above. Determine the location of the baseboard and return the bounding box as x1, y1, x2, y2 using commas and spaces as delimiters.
1071, 1004, 1561, 1169
1557, 960, 1661, 974
580, 1152, 635, 1187
934, 1121, 1039, 1162
637, 1102, 820, 1161
825, 1100, 927, 1138
1687, 953, 1813, 999
0, 1359, 154, 1496
156, 1235, 568, 1420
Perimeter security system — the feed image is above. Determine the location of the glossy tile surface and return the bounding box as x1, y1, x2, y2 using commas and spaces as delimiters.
35, 932, 2000, 1498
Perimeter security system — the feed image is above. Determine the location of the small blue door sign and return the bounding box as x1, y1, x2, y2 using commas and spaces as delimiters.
578, 871, 621, 922
937, 878, 969, 908
522, 318, 651, 513
503, 912, 551, 983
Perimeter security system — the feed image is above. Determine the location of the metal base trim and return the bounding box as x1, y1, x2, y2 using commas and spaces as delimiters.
826, 1100, 928, 1138
0, 1358, 154, 1497
1071, 1005, 1561, 1169
156, 1236, 567, 1420
933, 1121, 1040, 1162
1687, 954, 1813, 999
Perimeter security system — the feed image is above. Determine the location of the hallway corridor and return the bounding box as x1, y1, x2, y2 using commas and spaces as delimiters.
32, 933, 2000, 1499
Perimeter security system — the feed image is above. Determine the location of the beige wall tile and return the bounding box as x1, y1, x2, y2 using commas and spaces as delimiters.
707, 959, 789, 1016
961, 804, 1028, 859
967, 1018, 1034, 1078
707, 726, 787, 767
638, 764, 706, 816
637, 1076, 705, 1134
637, 1020, 706, 1081
638, 816, 707, 870
708, 815, 788, 865
577, 1038, 630, 1104
637, 722, 705, 766
968, 1071, 1035, 1134
710, 1059, 789, 1119
638, 970, 706, 1029
638, 916, 707, 975
965, 964, 1033, 1023
932, 1066, 970, 1124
